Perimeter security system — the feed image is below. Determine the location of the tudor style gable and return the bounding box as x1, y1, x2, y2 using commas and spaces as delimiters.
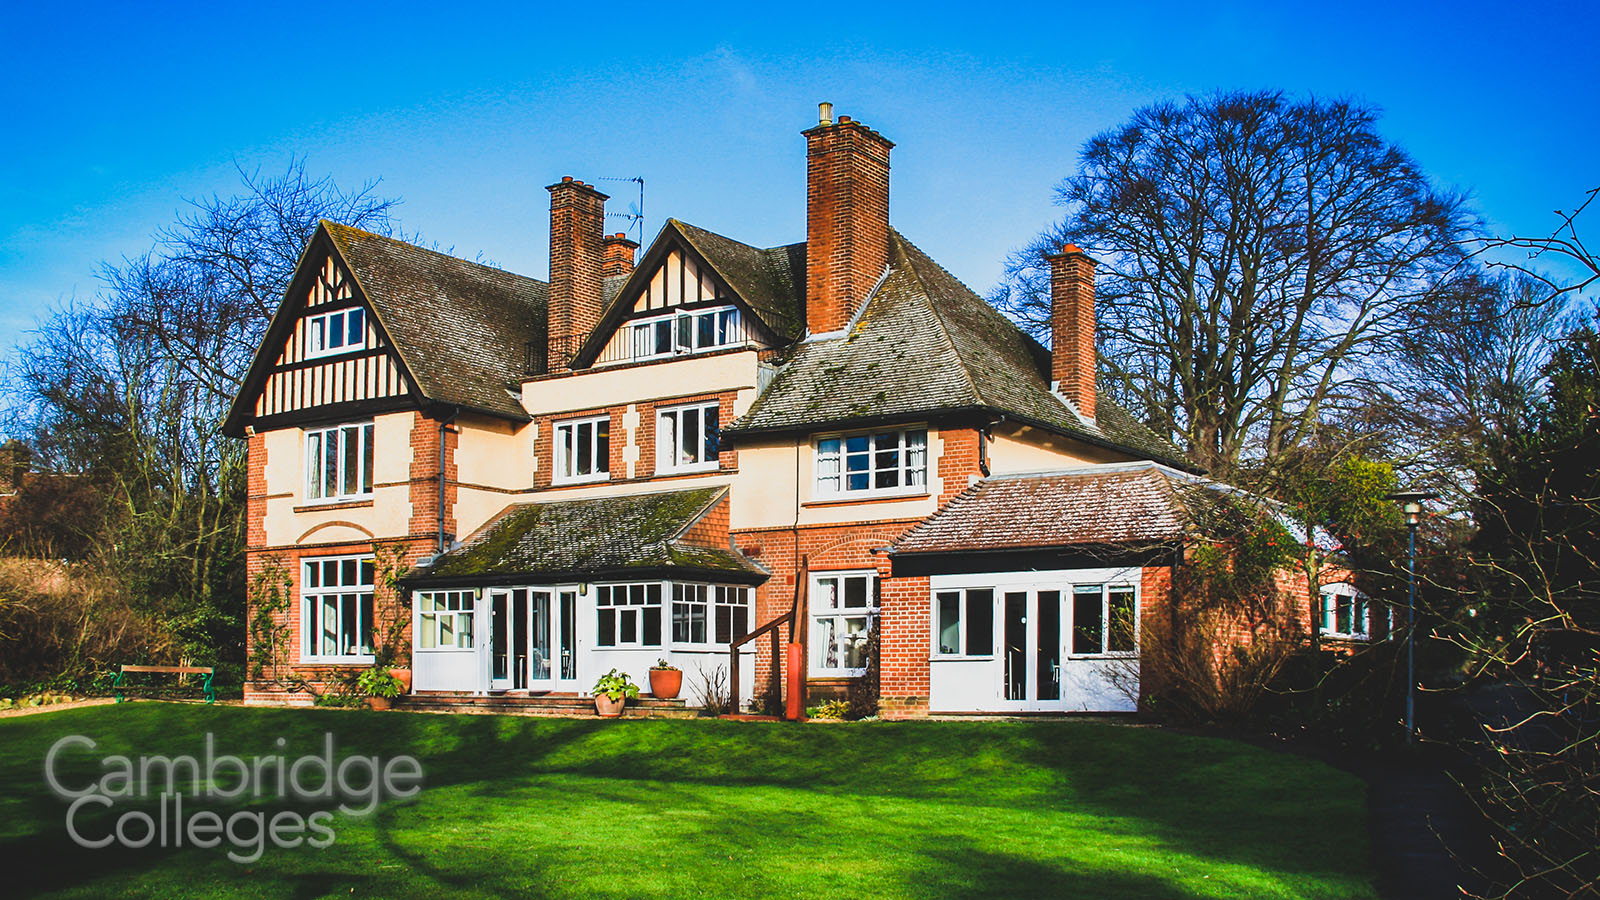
224, 230, 419, 436
571, 220, 805, 370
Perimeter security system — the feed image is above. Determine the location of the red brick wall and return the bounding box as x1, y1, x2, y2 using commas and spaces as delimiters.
407, 412, 455, 547
535, 391, 738, 488
1047, 247, 1097, 419
804, 116, 893, 335
679, 494, 732, 547
732, 519, 923, 714
937, 426, 982, 502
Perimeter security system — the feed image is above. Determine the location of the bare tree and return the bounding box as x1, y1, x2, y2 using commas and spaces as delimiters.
1470, 186, 1600, 302
1, 160, 402, 679
993, 91, 1476, 474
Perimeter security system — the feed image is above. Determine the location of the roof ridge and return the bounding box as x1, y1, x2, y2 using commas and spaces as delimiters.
886, 230, 986, 409
322, 219, 549, 287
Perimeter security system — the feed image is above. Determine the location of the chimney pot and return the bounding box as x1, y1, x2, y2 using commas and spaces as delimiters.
838, 115, 852, 123
561, 175, 573, 183
818, 102, 833, 126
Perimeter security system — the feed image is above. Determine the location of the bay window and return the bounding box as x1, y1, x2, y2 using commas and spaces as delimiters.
670, 583, 752, 647
417, 590, 475, 650
811, 571, 877, 675
553, 415, 610, 484
656, 402, 720, 473
815, 428, 927, 497
301, 555, 375, 662
596, 583, 663, 647
306, 422, 374, 502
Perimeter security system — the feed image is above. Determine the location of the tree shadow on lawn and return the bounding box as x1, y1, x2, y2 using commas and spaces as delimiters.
0, 707, 1371, 897
0, 706, 599, 897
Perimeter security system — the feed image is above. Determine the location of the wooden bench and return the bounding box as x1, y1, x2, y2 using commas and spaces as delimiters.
113, 665, 216, 704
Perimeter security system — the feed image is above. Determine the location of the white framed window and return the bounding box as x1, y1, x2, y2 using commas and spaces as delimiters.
671, 583, 752, 647
305, 306, 366, 359
1320, 582, 1373, 640
815, 428, 928, 498
1069, 584, 1137, 656
553, 415, 611, 484
306, 422, 374, 502
933, 588, 995, 657
301, 555, 375, 662
417, 590, 475, 651
656, 402, 721, 473
627, 306, 742, 362
595, 583, 663, 647
810, 571, 877, 676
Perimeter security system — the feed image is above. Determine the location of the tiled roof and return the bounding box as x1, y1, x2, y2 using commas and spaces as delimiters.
412, 486, 766, 584
725, 231, 1196, 471
324, 222, 547, 420
666, 220, 807, 341
888, 464, 1195, 556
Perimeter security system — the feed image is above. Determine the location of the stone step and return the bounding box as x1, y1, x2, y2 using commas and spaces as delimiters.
393, 692, 699, 719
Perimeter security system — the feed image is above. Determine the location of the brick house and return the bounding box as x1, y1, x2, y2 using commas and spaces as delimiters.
225, 106, 1368, 715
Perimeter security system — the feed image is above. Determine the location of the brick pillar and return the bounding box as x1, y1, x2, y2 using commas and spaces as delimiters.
804, 104, 894, 336
0, 440, 30, 494
547, 177, 608, 370
601, 233, 639, 277
1046, 244, 1097, 419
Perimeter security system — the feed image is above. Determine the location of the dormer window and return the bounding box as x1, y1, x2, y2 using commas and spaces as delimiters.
620, 306, 743, 364
306, 307, 366, 358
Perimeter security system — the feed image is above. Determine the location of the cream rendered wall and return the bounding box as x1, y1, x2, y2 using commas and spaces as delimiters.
521, 350, 761, 417
986, 423, 1138, 475
261, 411, 414, 548
453, 413, 535, 539
727, 429, 947, 531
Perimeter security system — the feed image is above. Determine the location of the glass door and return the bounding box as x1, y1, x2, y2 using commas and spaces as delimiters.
1000, 589, 1065, 711
489, 588, 528, 691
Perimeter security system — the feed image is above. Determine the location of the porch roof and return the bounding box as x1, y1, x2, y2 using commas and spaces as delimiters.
407, 486, 767, 586
887, 463, 1195, 558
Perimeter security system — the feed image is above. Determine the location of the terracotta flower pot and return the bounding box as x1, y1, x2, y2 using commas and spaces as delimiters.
595, 694, 626, 718
649, 667, 683, 700
390, 668, 413, 693
366, 695, 392, 711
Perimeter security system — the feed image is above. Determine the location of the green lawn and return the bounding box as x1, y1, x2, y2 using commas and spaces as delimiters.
0, 704, 1375, 899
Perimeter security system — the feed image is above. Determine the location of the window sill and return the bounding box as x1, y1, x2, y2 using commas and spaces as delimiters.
810, 669, 868, 679
657, 464, 720, 477
551, 475, 611, 487
414, 647, 475, 653
804, 491, 930, 508
299, 657, 375, 666
932, 654, 996, 662
294, 498, 374, 513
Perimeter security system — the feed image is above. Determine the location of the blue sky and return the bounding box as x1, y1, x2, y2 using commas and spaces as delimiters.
2, 1, 1595, 359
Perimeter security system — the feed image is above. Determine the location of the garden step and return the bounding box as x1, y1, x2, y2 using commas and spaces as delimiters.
392, 692, 699, 719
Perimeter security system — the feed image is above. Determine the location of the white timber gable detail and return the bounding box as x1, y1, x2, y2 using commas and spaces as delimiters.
251, 253, 411, 419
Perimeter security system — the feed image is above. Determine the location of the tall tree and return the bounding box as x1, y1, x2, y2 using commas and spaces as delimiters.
993, 91, 1476, 473
2, 160, 401, 675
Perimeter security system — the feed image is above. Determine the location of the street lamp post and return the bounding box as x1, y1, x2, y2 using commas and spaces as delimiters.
1386, 490, 1437, 745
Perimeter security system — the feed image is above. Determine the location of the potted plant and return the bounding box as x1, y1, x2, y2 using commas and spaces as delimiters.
592, 669, 639, 718
357, 666, 404, 711
648, 658, 683, 700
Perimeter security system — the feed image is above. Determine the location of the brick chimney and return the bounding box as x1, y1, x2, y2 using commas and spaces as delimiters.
804, 103, 894, 336
601, 232, 639, 277
546, 177, 609, 370
1046, 244, 1097, 419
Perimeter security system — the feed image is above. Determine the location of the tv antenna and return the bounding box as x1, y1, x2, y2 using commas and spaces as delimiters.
599, 176, 645, 244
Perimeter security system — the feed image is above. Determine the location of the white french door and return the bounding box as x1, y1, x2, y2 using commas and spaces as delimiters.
998, 588, 1065, 711
488, 587, 579, 692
